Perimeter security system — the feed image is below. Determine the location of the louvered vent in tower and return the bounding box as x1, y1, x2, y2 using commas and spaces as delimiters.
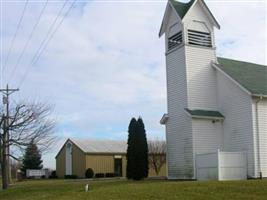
168, 31, 182, 50
188, 29, 212, 47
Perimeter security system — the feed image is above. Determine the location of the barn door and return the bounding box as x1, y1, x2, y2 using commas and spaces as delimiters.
114, 158, 122, 177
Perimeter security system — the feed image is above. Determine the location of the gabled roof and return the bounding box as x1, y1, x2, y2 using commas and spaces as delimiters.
71, 138, 127, 154
185, 108, 224, 119
159, 0, 220, 37
215, 57, 267, 96
56, 138, 166, 157
170, 0, 220, 27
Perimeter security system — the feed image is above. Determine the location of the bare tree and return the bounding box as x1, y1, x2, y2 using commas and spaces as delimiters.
0, 101, 56, 189
148, 140, 166, 176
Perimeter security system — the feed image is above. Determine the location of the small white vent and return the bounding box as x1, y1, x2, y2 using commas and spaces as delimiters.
188, 29, 212, 47
168, 31, 182, 50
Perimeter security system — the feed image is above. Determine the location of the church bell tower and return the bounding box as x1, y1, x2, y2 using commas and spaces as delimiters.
159, 0, 220, 179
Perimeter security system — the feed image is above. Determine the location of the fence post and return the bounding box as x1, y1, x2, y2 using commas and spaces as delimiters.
217, 149, 221, 180
244, 151, 248, 180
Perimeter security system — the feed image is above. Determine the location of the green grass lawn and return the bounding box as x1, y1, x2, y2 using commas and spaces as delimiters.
1, 179, 267, 200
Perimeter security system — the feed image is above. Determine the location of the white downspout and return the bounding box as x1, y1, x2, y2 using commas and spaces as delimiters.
255, 95, 263, 179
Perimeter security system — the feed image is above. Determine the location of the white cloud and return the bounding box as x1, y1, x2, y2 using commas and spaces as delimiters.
208, 0, 266, 64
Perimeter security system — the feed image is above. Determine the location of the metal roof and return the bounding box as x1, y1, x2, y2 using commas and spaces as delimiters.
71, 138, 127, 154
185, 108, 224, 119
216, 57, 267, 96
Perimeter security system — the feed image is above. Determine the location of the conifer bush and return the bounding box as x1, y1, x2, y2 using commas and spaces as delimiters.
85, 168, 94, 178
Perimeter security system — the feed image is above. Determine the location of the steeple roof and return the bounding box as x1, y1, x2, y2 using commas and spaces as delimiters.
169, 0, 220, 29
160, 0, 220, 37
170, 0, 195, 19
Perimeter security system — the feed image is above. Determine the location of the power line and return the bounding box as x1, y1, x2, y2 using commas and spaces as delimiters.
18, 0, 77, 88
29, 0, 69, 68
17, 0, 69, 88
15, 0, 69, 87
9, 0, 49, 82
1, 0, 3, 88
32, 0, 77, 66
3, 0, 29, 75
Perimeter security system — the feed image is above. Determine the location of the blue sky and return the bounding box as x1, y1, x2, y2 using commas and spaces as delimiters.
1, 0, 266, 169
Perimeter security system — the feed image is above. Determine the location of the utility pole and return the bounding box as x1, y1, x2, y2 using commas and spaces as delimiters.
0, 84, 19, 188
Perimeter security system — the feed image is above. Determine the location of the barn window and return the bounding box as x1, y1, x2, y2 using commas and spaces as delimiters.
168, 31, 182, 50
188, 29, 212, 47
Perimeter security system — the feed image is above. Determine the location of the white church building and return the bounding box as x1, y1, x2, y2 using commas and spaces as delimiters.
160, 0, 267, 180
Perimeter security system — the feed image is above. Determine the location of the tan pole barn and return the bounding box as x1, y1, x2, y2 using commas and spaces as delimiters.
55, 139, 166, 178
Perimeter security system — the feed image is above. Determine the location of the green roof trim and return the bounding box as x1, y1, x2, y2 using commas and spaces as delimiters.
185, 108, 224, 119
217, 57, 267, 96
170, 0, 195, 19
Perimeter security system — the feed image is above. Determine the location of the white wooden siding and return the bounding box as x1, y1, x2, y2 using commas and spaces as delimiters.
252, 99, 267, 177
185, 46, 218, 110
182, 0, 219, 178
183, 0, 216, 47
182, 0, 218, 110
192, 119, 223, 154
258, 100, 267, 177
165, 45, 194, 179
192, 119, 223, 179
183, 1, 213, 31
165, 7, 183, 51
164, 2, 219, 179
167, 6, 181, 32
216, 70, 255, 178
252, 100, 259, 177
